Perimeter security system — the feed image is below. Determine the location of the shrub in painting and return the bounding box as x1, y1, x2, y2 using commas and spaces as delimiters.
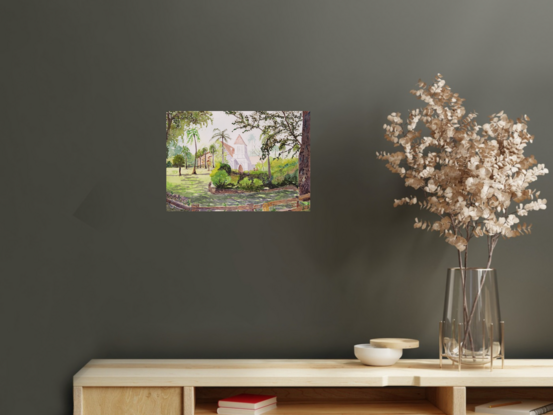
211, 169, 232, 189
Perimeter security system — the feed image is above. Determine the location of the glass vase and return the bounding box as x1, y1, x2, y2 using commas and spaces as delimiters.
441, 268, 504, 366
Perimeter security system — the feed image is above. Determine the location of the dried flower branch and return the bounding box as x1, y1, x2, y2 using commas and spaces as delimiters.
378, 74, 548, 269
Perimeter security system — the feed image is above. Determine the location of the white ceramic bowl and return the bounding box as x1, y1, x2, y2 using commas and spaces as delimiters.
354, 344, 403, 366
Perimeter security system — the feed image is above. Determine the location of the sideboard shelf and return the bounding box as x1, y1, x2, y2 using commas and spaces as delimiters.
195, 401, 445, 414
73, 359, 553, 415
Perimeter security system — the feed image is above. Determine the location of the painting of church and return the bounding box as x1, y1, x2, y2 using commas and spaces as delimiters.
223, 134, 255, 171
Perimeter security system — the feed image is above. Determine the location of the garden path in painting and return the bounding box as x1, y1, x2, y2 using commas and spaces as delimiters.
166, 168, 299, 211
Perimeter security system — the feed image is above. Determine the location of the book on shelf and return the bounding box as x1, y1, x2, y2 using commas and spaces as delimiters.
475, 400, 553, 415
217, 394, 277, 415
216, 403, 277, 415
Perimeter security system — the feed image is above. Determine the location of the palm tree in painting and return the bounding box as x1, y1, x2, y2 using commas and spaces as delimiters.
186, 128, 201, 175
209, 144, 217, 169
200, 148, 206, 168
211, 128, 232, 164
196, 148, 205, 168
201, 147, 209, 169
182, 146, 191, 169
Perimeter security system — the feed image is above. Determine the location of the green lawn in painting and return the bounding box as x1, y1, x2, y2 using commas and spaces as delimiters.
166, 167, 299, 210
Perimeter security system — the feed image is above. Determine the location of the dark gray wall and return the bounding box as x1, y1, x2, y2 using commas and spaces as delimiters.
2, 1, 553, 413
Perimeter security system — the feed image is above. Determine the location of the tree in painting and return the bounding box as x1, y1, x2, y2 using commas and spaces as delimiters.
172, 154, 185, 176
182, 146, 192, 169
211, 128, 232, 164
186, 128, 201, 175
209, 144, 217, 168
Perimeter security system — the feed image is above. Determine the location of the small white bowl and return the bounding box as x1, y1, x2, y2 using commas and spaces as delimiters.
354, 344, 403, 366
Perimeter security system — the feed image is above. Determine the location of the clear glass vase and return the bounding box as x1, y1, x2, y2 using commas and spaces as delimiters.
441, 268, 503, 366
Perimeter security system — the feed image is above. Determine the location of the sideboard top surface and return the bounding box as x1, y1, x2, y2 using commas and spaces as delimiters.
73, 359, 553, 387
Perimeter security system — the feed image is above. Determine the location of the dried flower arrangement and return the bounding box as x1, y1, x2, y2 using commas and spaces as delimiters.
378, 74, 548, 270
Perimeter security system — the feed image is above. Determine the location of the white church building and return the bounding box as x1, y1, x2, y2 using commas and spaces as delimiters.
223, 134, 255, 171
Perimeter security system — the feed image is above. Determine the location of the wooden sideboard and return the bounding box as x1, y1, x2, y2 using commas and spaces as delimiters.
73, 359, 553, 415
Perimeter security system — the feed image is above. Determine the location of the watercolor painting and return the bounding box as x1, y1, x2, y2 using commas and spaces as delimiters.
166, 111, 310, 212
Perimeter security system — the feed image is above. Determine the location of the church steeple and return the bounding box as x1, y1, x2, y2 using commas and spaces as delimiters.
234, 135, 246, 145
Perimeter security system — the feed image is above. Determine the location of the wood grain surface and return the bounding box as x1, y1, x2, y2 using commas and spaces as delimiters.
82, 387, 182, 415
73, 387, 83, 415
427, 387, 466, 415
73, 359, 553, 387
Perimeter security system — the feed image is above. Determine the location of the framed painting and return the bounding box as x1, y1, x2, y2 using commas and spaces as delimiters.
166, 111, 310, 212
